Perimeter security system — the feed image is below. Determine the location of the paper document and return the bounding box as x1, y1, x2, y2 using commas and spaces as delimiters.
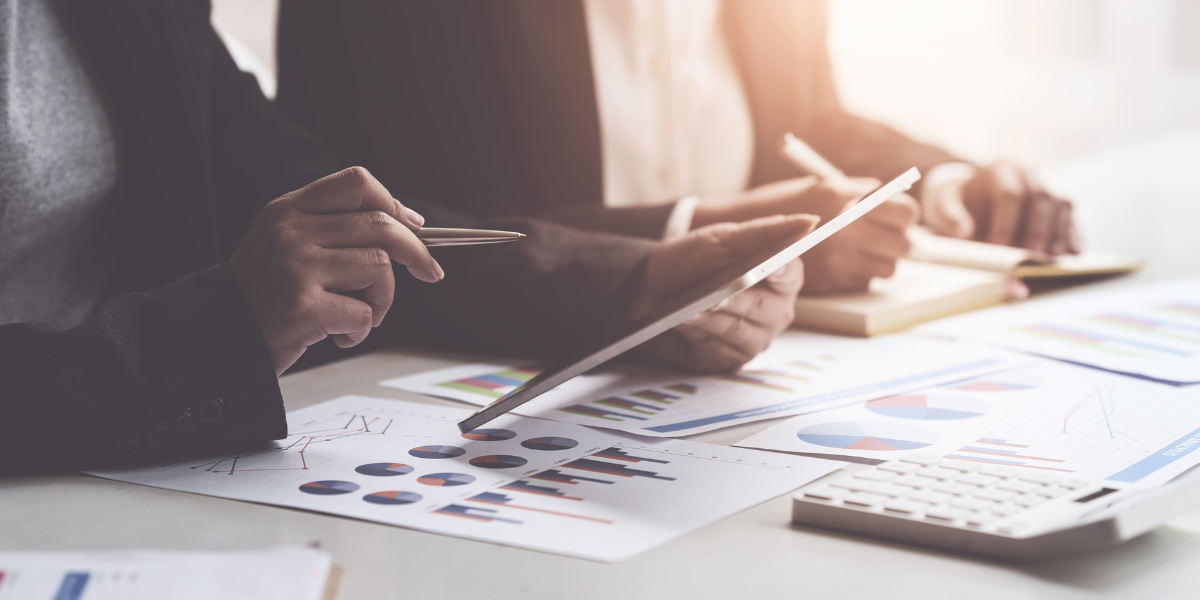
89, 396, 840, 563
0, 547, 332, 600
736, 360, 1200, 488
381, 332, 1024, 436
918, 278, 1200, 384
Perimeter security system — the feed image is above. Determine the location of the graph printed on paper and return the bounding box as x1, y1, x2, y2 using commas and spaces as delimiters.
380, 332, 1024, 437
737, 360, 1200, 488
90, 396, 838, 562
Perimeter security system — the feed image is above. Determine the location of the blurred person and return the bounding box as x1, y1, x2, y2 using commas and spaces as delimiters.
0, 0, 815, 475
277, 0, 1078, 299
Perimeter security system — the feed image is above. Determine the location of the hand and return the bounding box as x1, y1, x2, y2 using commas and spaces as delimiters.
926, 161, 1080, 255
629, 214, 818, 373
692, 176, 919, 295
230, 167, 444, 376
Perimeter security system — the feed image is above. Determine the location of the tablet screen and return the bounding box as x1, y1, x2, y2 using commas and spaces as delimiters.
457, 168, 921, 433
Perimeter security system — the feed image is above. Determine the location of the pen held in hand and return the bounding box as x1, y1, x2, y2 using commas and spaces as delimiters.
416, 227, 526, 247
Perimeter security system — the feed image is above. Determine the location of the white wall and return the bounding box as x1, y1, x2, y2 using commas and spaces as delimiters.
827, 0, 1200, 168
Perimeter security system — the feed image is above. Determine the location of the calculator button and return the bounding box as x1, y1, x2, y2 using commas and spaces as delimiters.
804, 485, 850, 501
875, 485, 915, 498
967, 514, 1000, 527
843, 492, 888, 508
973, 489, 1017, 503
950, 498, 995, 512
957, 474, 1000, 487
853, 469, 897, 482
978, 466, 1020, 479
891, 475, 936, 489
1018, 472, 1061, 485
1061, 478, 1091, 490
884, 500, 927, 515
900, 455, 943, 467
925, 507, 968, 522
932, 482, 975, 496
996, 480, 1039, 494
909, 490, 953, 505
990, 505, 1024, 517
1015, 494, 1046, 508
940, 459, 980, 473
917, 467, 958, 481
878, 461, 921, 474
1036, 486, 1069, 498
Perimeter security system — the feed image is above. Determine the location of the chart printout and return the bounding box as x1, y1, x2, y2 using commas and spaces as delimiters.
88, 396, 841, 563
736, 359, 1200, 488
918, 278, 1200, 384
379, 332, 1024, 437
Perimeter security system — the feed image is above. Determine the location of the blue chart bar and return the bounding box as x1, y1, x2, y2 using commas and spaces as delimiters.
643, 358, 1008, 433
434, 504, 522, 524
53, 572, 90, 600
530, 469, 614, 485
1108, 427, 1200, 483
502, 480, 583, 500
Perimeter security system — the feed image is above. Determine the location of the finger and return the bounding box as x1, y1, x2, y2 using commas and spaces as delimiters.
853, 221, 912, 260
709, 213, 820, 255
313, 293, 375, 348
864, 194, 920, 231
761, 258, 805, 296
1050, 199, 1076, 256
307, 211, 444, 283
1020, 192, 1056, 254
853, 249, 900, 280
292, 166, 425, 230
316, 248, 396, 327
985, 166, 1030, 246
933, 180, 976, 239
673, 317, 764, 371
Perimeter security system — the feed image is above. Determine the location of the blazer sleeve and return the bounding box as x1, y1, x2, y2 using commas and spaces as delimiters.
0, 264, 284, 476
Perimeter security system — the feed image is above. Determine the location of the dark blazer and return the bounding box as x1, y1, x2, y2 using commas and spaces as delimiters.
276, 0, 961, 239
2, 0, 655, 475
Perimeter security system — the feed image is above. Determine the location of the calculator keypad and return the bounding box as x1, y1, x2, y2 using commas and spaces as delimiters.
801, 454, 1093, 531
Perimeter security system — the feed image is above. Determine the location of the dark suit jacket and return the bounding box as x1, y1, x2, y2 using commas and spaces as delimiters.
1, 0, 655, 475
276, 0, 961, 239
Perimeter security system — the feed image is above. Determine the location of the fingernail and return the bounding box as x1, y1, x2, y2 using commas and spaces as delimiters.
431, 260, 445, 281
403, 207, 425, 229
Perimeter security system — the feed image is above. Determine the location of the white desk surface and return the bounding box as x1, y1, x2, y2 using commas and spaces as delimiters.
3, 137, 1200, 599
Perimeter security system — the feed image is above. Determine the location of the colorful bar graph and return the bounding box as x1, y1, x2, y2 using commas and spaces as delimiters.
433, 504, 522, 524
1018, 325, 1189, 357
594, 447, 669, 464
501, 480, 583, 500
530, 469, 615, 485
717, 373, 794, 392
944, 454, 1074, 473
1092, 313, 1200, 341
665, 383, 698, 394
1161, 302, 1200, 319
435, 367, 541, 398
595, 397, 663, 415
466, 493, 613, 524
558, 404, 647, 422
629, 389, 680, 403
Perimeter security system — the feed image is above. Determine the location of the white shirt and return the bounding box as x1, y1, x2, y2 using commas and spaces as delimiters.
584, 0, 755, 225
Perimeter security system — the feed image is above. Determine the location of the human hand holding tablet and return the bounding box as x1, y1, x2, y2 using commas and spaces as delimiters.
457, 168, 922, 433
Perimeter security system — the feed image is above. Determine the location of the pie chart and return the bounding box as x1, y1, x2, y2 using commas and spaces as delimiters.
461, 428, 517, 442
355, 463, 415, 477
865, 392, 989, 420
949, 369, 1042, 392
469, 455, 528, 469
521, 437, 579, 451
299, 480, 359, 495
417, 472, 476, 487
363, 491, 423, 505
796, 422, 936, 452
409, 445, 467, 459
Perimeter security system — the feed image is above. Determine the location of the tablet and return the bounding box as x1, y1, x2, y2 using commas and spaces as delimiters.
457, 167, 921, 433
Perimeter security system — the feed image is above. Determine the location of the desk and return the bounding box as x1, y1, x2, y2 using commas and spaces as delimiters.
3, 137, 1200, 599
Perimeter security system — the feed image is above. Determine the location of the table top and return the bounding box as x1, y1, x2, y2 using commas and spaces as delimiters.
2, 137, 1199, 599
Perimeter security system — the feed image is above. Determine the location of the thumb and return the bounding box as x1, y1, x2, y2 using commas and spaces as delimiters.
709, 213, 820, 256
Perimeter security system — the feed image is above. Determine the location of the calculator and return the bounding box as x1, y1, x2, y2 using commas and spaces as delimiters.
792, 454, 1200, 560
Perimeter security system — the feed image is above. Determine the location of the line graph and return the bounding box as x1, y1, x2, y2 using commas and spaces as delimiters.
191, 414, 394, 475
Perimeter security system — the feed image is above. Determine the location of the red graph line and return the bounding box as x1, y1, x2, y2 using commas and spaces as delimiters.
1062, 390, 1099, 433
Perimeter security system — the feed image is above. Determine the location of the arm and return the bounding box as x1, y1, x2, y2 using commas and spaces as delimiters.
0, 265, 283, 476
